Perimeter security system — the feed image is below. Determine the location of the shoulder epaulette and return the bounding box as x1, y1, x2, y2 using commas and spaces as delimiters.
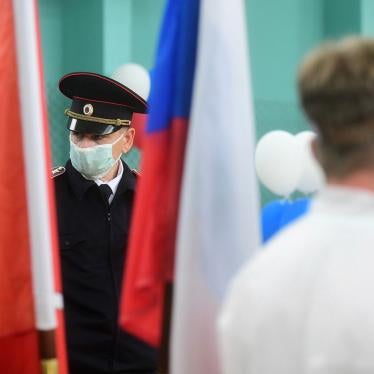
131, 169, 140, 177
51, 166, 66, 179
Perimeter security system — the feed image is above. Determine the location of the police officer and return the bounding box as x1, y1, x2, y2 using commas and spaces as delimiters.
53, 72, 156, 373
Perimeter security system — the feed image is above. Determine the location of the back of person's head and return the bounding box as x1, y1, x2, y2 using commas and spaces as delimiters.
298, 36, 374, 178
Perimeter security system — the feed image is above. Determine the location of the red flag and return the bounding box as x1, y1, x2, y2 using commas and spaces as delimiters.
0, 0, 40, 371
0, 0, 67, 372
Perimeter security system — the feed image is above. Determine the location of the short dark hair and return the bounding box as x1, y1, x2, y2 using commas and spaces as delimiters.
298, 37, 374, 177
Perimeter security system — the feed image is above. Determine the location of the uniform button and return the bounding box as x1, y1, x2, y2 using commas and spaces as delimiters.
64, 240, 70, 246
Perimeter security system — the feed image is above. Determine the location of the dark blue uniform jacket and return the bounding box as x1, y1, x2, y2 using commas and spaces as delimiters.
54, 160, 156, 374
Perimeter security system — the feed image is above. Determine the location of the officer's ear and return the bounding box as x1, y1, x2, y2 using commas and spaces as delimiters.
121, 127, 135, 154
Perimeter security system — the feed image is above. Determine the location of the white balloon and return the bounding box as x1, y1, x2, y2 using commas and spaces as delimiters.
111, 63, 151, 100
295, 131, 325, 194
255, 130, 304, 197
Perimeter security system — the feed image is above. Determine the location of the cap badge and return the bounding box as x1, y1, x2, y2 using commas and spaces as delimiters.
83, 103, 94, 116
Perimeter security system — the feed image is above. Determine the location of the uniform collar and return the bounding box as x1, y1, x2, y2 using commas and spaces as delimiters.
116, 160, 136, 195
95, 160, 124, 198
66, 159, 136, 200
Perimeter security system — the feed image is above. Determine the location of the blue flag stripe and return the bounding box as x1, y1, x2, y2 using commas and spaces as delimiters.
147, 0, 200, 133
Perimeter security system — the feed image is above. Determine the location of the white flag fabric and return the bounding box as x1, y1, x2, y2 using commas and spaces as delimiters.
170, 0, 260, 372
13, 0, 58, 330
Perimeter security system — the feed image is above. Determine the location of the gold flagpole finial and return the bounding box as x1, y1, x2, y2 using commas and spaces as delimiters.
41, 358, 58, 374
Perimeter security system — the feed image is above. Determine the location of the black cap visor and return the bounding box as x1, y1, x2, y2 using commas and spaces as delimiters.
67, 118, 125, 135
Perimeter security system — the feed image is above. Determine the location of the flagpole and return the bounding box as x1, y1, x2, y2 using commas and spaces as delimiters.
38, 331, 55, 358
12, 0, 68, 372
157, 283, 173, 374
38, 330, 59, 372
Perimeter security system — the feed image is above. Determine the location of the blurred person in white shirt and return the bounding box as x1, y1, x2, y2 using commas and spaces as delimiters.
218, 36, 374, 374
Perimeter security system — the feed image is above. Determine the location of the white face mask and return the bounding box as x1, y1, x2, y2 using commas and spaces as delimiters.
69, 132, 124, 180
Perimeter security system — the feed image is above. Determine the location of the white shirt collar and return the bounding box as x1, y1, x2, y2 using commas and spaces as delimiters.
312, 184, 374, 216
94, 160, 123, 203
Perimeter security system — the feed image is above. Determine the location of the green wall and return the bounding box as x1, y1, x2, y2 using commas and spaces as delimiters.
361, 0, 374, 35
245, 0, 324, 151
39, 0, 68, 166
131, 0, 165, 70
39, 0, 365, 202
244, 0, 361, 204
324, 0, 360, 38
246, 0, 323, 203
102, 0, 132, 76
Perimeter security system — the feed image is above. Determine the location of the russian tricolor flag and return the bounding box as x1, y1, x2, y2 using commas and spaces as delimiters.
120, 0, 260, 372
119, 0, 200, 348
